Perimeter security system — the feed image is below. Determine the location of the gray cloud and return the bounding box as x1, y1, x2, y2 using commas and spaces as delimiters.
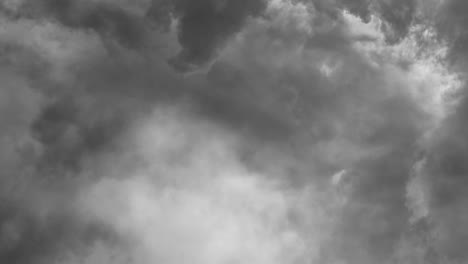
408, 94, 468, 262
299, 0, 417, 43
400, 1, 468, 263
0, 1, 466, 264
12, 0, 148, 49
4, 0, 268, 71
150, 0, 267, 71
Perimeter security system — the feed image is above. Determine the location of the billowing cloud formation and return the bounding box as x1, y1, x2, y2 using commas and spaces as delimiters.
0, 1, 467, 264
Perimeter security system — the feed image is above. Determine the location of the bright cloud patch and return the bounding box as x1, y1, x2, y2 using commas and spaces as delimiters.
69, 109, 340, 264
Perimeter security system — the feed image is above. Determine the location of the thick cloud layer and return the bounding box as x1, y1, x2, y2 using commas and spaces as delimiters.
0, 1, 466, 264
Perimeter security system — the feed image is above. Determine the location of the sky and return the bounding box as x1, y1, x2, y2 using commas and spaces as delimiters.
0, 0, 467, 264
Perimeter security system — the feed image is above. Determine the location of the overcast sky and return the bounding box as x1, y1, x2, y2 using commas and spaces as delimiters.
0, 0, 467, 264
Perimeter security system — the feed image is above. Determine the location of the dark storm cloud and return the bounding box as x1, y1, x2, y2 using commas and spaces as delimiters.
6, 0, 268, 71
0, 0, 282, 145
401, 1, 468, 263
0, 1, 280, 260
375, 0, 417, 43
205, 14, 437, 263
14, 0, 148, 49
30, 96, 133, 171
338, 0, 372, 22
149, 0, 267, 71
328, 95, 427, 263
0, 1, 463, 264
0, 27, 142, 263
434, 0, 468, 64
0, 200, 119, 264
409, 90, 468, 262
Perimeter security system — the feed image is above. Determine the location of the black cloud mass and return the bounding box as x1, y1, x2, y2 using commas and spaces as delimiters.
0, 0, 467, 264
